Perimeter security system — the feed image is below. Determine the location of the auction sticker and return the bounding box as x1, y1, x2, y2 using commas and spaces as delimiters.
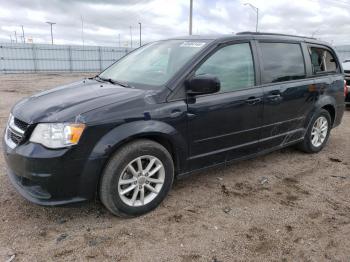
180, 42, 206, 48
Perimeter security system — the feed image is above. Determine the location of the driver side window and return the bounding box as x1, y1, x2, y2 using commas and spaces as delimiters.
195, 43, 255, 93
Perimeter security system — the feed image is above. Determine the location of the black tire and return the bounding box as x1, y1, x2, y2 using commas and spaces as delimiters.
297, 109, 332, 153
99, 139, 174, 217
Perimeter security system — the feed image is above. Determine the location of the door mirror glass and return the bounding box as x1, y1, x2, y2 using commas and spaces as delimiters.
187, 74, 220, 95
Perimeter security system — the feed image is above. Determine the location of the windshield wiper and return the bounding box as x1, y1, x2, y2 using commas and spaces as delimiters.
94, 76, 132, 88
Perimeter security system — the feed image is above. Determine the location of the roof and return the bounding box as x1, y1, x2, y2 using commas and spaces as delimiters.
165, 32, 331, 46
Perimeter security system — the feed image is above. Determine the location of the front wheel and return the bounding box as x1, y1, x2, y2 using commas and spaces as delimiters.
99, 139, 174, 217
297, 109, 331, 153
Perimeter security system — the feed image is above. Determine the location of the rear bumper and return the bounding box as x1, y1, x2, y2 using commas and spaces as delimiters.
2, 139, 106, 206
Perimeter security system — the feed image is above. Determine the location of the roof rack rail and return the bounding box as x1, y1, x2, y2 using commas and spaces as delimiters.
236, 31, 316, 40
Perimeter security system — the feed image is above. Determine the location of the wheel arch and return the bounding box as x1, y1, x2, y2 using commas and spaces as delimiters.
89, 120, 188, 177
321, 104, 335, 126
305, 96, 337, 129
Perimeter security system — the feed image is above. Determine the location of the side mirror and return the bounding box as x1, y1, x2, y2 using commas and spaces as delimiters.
344, 60, 350, 63
187, 74, 220, 96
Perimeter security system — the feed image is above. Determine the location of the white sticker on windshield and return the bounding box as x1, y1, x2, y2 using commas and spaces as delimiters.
180, 42, 206, 48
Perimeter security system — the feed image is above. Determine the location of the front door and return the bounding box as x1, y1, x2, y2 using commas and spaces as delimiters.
186, 42, 263, 171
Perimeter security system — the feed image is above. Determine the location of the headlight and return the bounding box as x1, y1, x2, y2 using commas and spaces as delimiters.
30, 123, 85, 149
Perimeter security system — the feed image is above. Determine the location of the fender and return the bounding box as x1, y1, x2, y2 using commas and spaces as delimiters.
88, 120, 188, 172
75, 120, 188, 200
304, 94, 336, 130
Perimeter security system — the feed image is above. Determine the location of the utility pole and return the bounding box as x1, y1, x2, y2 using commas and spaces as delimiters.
81, 16, 85, 46
21, 25, 25, 43
189, 0, 193, 35
138, 22, 142, 47
14, 31, 18, 43
244, 3, 259, 32
129, 26, 133, 48
46, 21, 56, 45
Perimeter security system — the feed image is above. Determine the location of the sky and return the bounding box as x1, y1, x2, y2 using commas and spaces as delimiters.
0, 0, 350, 47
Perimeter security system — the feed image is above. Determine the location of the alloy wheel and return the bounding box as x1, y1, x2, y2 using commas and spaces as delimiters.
118, 155, 165, 207
311, 116, 328, 147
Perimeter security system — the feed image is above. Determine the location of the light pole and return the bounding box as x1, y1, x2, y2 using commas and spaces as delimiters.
244, 3, 259, 32
129, 26, 133, 48
81, 16, 85, 46
138, 22, 142, 47
46, 21, 56, 45
189, 0, 193, 35
21, 25, 25, 43
14, 31, 18, 43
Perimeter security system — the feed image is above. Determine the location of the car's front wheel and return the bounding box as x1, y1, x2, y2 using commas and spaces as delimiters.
99, 139, 174, 217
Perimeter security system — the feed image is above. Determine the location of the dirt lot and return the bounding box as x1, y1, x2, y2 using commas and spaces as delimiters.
0, 73, 349, 262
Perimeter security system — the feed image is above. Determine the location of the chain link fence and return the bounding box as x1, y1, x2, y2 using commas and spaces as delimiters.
1, 42, 349, 74
0, 43, 133, 73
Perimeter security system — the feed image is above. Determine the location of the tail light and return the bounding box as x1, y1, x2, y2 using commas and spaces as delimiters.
345, 80, 348, 97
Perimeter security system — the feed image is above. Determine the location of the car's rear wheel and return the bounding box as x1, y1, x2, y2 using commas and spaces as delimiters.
297, 109, 331, 153
99, 139, 174, 217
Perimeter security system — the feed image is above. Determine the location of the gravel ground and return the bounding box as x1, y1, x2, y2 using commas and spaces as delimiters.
0, 73, 349, 262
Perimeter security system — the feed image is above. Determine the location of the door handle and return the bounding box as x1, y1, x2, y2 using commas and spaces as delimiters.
266, 94, 282, 102
245, 97, 262, 105
170, 109, 182, 118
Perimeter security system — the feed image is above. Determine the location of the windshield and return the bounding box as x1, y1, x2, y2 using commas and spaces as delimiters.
99, 40, 209, 87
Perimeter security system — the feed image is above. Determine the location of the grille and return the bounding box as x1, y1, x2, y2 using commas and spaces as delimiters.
14, 118, 29, 131
5, 116, 29, 148
8, 130, 22, 144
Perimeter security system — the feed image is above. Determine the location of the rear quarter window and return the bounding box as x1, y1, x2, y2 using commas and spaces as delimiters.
259, 42, 306, 84
309, 46, 338, 74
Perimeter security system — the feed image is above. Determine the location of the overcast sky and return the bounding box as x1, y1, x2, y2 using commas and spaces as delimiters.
0, 0, 350, 47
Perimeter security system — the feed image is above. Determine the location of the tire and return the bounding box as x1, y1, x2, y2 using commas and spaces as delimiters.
297, 109, 332, 153
99, 139, 174, 217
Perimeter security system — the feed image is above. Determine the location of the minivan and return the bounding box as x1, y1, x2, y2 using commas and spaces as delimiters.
3, 32, 346, 217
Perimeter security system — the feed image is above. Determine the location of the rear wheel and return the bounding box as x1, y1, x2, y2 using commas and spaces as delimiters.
99, 139, 174, 217
297, 109, 331, 153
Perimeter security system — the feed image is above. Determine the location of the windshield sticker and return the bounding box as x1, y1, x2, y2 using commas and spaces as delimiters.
180, 42, 206, 48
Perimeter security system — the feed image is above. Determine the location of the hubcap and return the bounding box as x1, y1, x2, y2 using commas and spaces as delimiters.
311, 116, 328, 147
118, 155, 165, 207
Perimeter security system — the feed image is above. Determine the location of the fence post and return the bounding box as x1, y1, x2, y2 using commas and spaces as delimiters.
68, 46, 73, 72
32, 44, 37, 73
98, 46, 102, 71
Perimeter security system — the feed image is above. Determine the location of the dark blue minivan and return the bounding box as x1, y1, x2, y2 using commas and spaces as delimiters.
3, 32, 346, 217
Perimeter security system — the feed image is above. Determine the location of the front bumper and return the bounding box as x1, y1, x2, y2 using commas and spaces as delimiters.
3, 139, 105, 206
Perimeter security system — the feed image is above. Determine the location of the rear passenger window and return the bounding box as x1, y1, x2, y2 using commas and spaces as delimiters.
309, 47, 337, 74
260, 43, 305, 84
195, 43, 255, 93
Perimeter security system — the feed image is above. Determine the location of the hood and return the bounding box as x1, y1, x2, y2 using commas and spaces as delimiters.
343, 62, 350, 72
12, 79, 148, 124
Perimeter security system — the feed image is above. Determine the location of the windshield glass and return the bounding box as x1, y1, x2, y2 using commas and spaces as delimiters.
99, 40, 209, 87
